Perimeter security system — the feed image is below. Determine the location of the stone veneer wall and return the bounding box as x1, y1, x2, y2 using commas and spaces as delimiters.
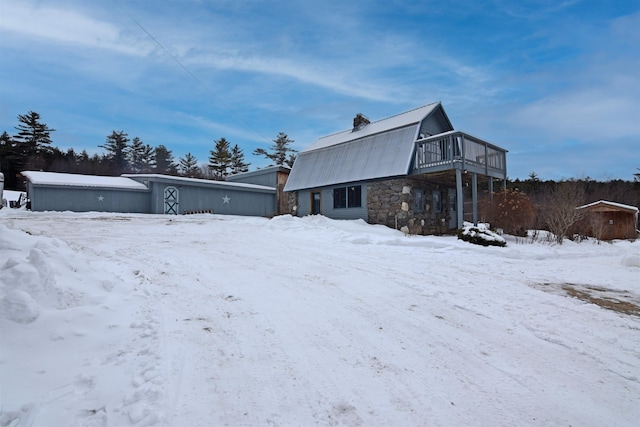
367, 178, 453, 235
286, 191, 298, 216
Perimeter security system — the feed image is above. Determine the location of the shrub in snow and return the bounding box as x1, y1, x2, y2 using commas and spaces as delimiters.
480, 188, 536, 237
458, 222, 506, 247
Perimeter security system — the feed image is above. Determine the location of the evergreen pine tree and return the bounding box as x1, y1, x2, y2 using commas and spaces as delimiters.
208, 137, 232, 180
179, 152, 200, 177
48, 147, 76, 173
128, 137, 146, 173
76, 150, 91, 174
0, 131, 21, 189
252, 132, 297, 167
154, 144, 178, 175
13, 111, 55, 173
100, 130, 130, 175
230, 144, 250, 175
0, 131, 11, 148
286, 153, 297, 168
140, 144, 155, 173
0, 131, 14, 182
13, 111, 55, 155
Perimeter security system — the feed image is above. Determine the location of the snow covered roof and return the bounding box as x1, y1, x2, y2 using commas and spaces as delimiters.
122, 174, 275, 192
284, 102, 451, 192
22, 171, 148, 190
22, 171, 276, 194
577, 200, 639, 213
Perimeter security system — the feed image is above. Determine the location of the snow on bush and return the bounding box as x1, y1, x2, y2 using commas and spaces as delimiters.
457, 222, 507, 247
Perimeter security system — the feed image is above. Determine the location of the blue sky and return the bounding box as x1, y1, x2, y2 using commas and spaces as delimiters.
1, 0, 638, 180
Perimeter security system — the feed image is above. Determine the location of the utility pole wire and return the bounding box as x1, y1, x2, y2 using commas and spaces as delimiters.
110, 0, 272, 144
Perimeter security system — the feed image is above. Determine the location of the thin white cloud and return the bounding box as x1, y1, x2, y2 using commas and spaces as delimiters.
494, 0, 582, 19
0, 2, 151, 56
177, 112, 271, 144
186, 50, 399, 102
505, 12, 640, 143
513, 85, 640, 141
0, 1, 494, 106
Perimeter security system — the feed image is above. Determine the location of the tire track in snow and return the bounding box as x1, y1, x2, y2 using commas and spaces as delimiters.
6, 212, 639, 426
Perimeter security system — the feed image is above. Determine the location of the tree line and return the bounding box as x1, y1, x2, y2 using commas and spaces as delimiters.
0, 111, 297, 190
480, 171, 640, 243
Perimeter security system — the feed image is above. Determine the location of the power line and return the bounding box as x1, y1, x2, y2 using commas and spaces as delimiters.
110, 0, 272, 144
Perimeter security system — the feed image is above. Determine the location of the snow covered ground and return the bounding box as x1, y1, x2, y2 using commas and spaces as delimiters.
1, 210, 639, 426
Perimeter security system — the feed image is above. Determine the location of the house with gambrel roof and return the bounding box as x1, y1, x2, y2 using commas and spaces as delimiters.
284, 102, 508, 234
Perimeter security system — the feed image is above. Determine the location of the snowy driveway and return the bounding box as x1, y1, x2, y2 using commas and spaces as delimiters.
1, 211, 639, 426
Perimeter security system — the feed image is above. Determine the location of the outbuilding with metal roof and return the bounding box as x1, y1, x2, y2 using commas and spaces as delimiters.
21, 171, 278, 217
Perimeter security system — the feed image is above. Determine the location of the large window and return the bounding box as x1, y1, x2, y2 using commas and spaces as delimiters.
432, 190, 442, 213
348, 185, 362, 208
333, 185, 362, 209
414, 189, 424, 213
333, 188, 346, 208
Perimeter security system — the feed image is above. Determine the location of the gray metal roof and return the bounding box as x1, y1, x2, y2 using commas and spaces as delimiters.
302, 102, 442, 153
284, 102, 450, 191
284, 125, 418, 191
226, 165, 290, 182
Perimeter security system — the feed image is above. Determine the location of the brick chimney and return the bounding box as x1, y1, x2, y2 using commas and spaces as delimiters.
352, 113, 370, 131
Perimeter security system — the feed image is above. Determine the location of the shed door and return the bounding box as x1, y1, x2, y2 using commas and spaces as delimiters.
164, 186, 179, 215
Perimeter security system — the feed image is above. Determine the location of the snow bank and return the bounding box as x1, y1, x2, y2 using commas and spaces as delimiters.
0, 222, 159, 426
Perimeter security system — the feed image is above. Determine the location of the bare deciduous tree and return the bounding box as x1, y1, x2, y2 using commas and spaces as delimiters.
588, 213, 608, 243
544, 181, 585, 244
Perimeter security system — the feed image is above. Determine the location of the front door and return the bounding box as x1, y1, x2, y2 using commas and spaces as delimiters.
164, 186, 179, 215
311, 191, 321, 215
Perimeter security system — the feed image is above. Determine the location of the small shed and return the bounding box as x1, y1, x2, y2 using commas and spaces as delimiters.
575, 200, 639, 240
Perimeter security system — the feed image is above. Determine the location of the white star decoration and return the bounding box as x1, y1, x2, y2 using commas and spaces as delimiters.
222, 195, 230, 204
98, 195, 104, 202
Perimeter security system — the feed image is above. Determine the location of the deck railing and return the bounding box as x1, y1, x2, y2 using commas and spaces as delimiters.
414, 131, 507, 178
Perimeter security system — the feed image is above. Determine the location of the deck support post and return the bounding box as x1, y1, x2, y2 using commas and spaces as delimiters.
472, 172, 478, 226
456, 168, 463, 228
